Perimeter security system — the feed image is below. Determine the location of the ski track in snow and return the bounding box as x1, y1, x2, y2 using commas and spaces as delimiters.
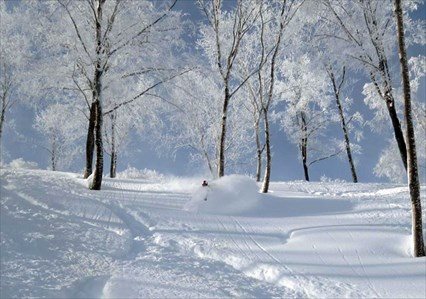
1, 168, 425, 298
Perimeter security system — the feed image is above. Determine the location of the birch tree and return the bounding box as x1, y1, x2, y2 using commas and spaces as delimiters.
198, 0, 260, 177
161, 68, 253, 175
34, 103, 86, 171
367, 55, 426, 183
318, 0, 424, 172
239, 80, 264, 181
255, 0, 304, 192
0, 2, 31, 146
394, 0, 424, 257
35, 0, 186, 189
103, 93, 161, 178
326, 65, 360, 182
277, 55, 343, 181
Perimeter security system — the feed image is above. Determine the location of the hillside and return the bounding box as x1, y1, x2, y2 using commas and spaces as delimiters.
1, 168, 425, 298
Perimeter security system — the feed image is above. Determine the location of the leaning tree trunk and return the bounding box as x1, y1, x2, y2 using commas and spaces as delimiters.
51, 134, 57, 171
217, 85, 230, 178
329, 68, 358, 183
109, 112, 117, 178
0, 107, 5, 146
255, 118, 262, 182
369, 18, 408, 171
394, 0, 425, 257
261, 108, 271, 193
83, 102, 96, 179
385, 94, 408, 171
90, 0, 105, 190
300, 111, 309, 182
338, 105, 358, 183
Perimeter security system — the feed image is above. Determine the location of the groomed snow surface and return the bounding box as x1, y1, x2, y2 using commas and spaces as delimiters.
1, 169, 425, 298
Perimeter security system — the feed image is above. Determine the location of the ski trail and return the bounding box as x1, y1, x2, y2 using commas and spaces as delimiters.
355, 249, 381, 298
233, 218, 375, 298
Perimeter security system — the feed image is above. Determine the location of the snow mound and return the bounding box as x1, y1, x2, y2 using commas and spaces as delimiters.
7, 158, 38, 169
116, 166, 165, 181
184, 175, 260, 215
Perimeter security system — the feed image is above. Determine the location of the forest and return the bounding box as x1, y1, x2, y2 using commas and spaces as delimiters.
1, 0, 425, 188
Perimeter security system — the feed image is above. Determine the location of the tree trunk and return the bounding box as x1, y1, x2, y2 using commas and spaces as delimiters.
371, 71, 408, 170
90, 100, 103, 190
302, 155, 309, 181
255, 119, 262, 182
51, 135, 56, 171
90, 0, 105, 190
329, 68, 358, 183
109, 112, 116, 178
261, 108, 271, 193
110, 151, 116, 178
0, 107, 5, 146
217, 85, 230, 178
341, 115, 358, 183
385, 96, 408, 171
0, 79, 9, 146
300, 111, 309, 182
83, 102, 96, 179
394, 0, 425, 257
369, 11, 408, 171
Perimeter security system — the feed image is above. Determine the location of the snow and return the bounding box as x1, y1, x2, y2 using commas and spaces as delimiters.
184, 175, 260, 215
1, 168, 425, 298
6, 158, 39, 169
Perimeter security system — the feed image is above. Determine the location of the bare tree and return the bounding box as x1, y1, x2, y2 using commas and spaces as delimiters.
0, 3, 32, 147
243, 81, 264, 182
234, 0, 304, 191
198, 0, 259, 177
160, 68, 253, 176
321, 0, 408, 170
258, 0, 304, 193
0, 63, 14, 144
326, 65, 358, 183
279, 55, 343, 181
53, 0, 184, 189
394, 0, 424, 258
34, 103, 85, 171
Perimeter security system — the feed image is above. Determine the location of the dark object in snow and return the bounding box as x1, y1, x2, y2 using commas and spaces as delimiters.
202, 180, 209, 201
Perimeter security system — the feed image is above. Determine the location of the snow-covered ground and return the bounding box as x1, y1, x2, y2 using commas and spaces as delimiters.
1, 168, 425, 298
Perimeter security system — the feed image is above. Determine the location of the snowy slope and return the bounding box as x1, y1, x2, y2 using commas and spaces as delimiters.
1, 168, 425, 298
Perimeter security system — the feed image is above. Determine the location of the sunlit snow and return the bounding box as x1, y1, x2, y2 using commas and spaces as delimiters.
1, 168, 425, 298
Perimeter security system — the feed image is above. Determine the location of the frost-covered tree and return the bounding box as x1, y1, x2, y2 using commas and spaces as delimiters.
326, 65, 363, 182
317, 0, 424, 172
30, 0, 186, 189
239, 79, 264, 182
34, 103, 86, 171
254, 0, 303, 192
369, 56, 426, 183
0, 2, 32, 145
197, 0, 260, 177
104, 111, 128, 178
394, 0, 424, 258
276, 55, 343, 181
103, 96, 161, 178
161, 68, 253, 176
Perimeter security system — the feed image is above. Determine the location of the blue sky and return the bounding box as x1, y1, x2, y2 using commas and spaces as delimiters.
2, 0, 425, 183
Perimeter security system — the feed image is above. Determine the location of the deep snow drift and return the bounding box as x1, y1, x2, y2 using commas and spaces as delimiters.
184, 175, 260, 215
1, 168, 425, 298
